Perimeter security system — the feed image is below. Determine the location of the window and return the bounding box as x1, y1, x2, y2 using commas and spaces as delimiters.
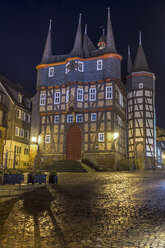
54, 115, 59, 123
24, 148, 29, 155
98, 133, 104, 142
40, 93, 46, 106
54, 92, 60, 104
22, 111, 26, 121
15, 127, 19, 136
16, 109, 21, 119
45, 135, 51, 143
67, 115, 73, 123
24, 130, 29, 139
119, 92, 123, 107
26, 99, 31, 108
18, 94, 22, 103
48, 67, 54, 77
139, 83, 143, 89
77, 88, 83, 102
117, 115, 122, 126
26, 113, 30, 123
78, 61, 84, 72
65, 62, 70, 74
20, 128, 24, 138
97, 60, 103, 70
106, 86, 113, 99
91, 113, 97, 121
16, 146, 21, 154
66, 89, 69, 103
89, 88, 96, 101
76, 114, 83, 122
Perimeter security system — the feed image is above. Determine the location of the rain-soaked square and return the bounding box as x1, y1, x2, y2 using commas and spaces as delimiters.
0, 171, 165, 248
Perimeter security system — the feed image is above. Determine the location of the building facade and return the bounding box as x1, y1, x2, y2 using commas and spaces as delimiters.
30, 9, 157, 169
0, 75, 32, 169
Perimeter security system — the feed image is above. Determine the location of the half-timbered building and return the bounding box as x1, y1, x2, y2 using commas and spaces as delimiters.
126, 33, 156, 168
30, 9, 127, 169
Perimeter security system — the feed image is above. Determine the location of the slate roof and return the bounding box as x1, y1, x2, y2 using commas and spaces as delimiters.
40, 8, 118, 64
0, 75, 32, 112
127, 45, 132, 73
132, 32, 149, 72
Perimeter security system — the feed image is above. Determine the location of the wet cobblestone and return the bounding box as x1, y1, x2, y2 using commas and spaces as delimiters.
0, 171, 165, 247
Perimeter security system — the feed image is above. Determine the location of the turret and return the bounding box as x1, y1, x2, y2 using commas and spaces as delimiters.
41, 20, 52, 64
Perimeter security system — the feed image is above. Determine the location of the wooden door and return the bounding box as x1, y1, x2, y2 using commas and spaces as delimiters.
66, 125, 81, 160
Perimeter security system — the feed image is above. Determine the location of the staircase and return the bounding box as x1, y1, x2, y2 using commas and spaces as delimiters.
42, 160, 88, 172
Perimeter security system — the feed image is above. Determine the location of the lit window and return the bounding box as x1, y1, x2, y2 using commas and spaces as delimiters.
18, 94, 22, 103
91, 113, 97, 121
54, 92, 60, 104
40, 93, 46, 106
24, 130, 29, 139
45, 135, 51, 143
48, 67, 54, 77
139, 83, 143, 89
22, 111, 26, 121
66, 89, 69, 103
76, 114, 83, 122
15, 127, 19, 136
77, 88, 83, 102
98, 133, 104, 142
106, 86, 113, 99
20, 128, 24, 138
16, 109, 21, 119
97, 60, 103, 70
89, 88, 96, 101
78, 61, 84, 72
119, 92, 123, 107
67, 115, 73, 123
54, 115, 59, 123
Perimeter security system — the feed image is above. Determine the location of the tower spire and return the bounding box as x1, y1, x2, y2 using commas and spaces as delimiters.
106, 7, 117, 53
127, 45, 132, 73
41, 19, 52, 63
132, 31, 149, 72
70, 13, 83, 57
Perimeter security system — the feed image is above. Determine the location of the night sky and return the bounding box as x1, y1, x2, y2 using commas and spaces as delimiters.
0, 0, 164, 127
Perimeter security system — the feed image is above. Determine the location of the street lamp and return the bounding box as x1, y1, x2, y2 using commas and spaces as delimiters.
113, 132, 119, 140
31, 137, 37, 143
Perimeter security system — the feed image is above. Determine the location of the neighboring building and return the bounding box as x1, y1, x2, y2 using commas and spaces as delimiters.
156, 126, 165, 168
0, 75, 32, 169
30, 9, 157, 169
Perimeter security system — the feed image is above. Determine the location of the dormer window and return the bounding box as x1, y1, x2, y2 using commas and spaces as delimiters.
27, 99, 31, 108
78, 61, 84, 72
18, 94, 22, 103
48, 67, 54, 77
97, 60, 103, 70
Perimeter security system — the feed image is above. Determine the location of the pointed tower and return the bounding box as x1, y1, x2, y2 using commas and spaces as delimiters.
41, 20, 52, 64
70, 14, 83, 57
83, 24, 96, 57
97, 29, 106, 50
106, 7, 117, 53
126, 31, 156, 169
127, 45, 132, 73
132, 31, 149, 72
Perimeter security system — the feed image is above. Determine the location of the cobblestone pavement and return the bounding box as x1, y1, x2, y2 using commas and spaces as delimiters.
1, 171, 165, 248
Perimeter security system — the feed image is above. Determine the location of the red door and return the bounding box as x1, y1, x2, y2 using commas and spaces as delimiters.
66, 125, 81, 160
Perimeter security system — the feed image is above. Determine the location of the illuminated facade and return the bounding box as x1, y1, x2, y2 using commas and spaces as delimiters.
30, 9, 157, 169
126, 33, 156, 168
0, 76, 32, 168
